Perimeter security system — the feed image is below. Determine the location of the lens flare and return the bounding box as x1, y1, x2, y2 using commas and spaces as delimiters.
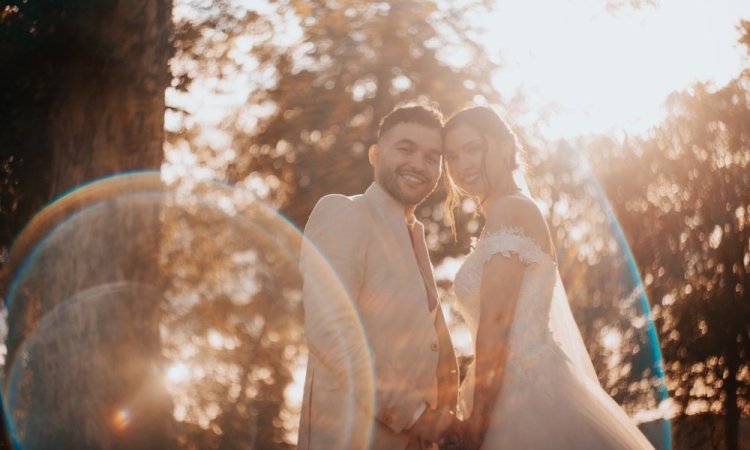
1, 172, 373, 449
567, 155, 673, 450
112, 408, 131, 432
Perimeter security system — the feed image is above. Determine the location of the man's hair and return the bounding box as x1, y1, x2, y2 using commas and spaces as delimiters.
377, 103, 444, 140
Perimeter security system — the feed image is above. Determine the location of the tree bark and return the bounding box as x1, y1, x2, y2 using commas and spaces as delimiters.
46, 1, 170, 197
724, 348, 739, 450
2, 1, 175, 449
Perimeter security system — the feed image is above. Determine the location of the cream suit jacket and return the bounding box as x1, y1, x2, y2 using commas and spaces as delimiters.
297, 182, 458, 450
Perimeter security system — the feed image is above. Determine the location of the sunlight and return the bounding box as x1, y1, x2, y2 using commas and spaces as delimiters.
168, 0, 750, 141
111, 408, 131, 432
167, 362, 191, 385
480, 0, 750, 138
283, 355, 308, 445
602, 327, 623, 351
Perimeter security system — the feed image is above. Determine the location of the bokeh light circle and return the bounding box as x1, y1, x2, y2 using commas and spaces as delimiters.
1, 172, 373, 450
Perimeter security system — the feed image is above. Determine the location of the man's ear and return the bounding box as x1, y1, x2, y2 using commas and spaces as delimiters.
368, 144, 378, 166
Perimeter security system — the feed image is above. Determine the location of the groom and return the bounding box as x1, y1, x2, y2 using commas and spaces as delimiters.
298, 104, 459, 450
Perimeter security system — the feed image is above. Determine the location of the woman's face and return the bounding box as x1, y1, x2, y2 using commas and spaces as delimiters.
444, 123, 507, 198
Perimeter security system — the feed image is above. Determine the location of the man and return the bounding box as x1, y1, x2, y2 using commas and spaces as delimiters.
298, 104, 460, 450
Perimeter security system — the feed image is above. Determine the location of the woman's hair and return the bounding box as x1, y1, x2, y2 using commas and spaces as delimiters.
442, 106, 526, 239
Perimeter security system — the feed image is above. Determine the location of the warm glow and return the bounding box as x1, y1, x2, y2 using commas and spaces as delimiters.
111, 408, 131, 432
148, 1, 750, 447
602, 328, 623, 351
168, 1, 750, 142
166, 362, 191, 384
476, 0, 750, 138
283, 355, 308, 445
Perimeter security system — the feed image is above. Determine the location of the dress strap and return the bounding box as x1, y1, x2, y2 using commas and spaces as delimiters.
477, 226, 551, 266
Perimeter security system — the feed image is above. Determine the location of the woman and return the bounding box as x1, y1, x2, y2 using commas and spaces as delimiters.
441, 106, 654, 449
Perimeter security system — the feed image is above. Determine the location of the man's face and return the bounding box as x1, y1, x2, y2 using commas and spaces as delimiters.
370, 122, 443, 207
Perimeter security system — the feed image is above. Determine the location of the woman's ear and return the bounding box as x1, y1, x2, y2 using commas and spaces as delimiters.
368, 144, 378, 166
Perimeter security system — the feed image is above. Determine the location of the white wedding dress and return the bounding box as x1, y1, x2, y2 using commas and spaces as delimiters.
454, 227, 655, 449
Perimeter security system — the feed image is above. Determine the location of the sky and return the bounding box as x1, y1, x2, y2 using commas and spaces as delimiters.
167, 0, 750, 147
477, 0, 750, 139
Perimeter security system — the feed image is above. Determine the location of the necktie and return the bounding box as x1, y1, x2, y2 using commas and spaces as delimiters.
408, 221, 458, 414
407, 221, 438, 312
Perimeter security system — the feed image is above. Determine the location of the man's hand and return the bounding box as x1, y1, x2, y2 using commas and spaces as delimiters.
443, 414, 487, 450
408, 407, 454, 443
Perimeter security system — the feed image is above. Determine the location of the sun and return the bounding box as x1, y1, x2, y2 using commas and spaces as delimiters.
478, 0, 750, 139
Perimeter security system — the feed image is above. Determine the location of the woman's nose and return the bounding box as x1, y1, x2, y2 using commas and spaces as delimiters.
457, 155, 471, 172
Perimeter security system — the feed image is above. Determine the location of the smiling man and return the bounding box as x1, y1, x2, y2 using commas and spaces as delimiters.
370, 110, 443, 209
298, 104, 459, 450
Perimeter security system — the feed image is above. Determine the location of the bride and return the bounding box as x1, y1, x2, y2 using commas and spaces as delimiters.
441, 106, 655, 449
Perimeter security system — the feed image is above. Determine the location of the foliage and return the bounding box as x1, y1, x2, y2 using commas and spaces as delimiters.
591, 63, 750, 450
3, 0, 747, 448
166, 0, 505, 447
173, 0, 501, 257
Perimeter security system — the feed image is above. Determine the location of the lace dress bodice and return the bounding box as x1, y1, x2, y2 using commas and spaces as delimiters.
453, 227, 562, 414
452, 228, 656, 449
454, 227, 557, 345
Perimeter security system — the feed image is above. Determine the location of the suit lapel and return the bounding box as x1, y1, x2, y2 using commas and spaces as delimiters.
363, 184, 427, 289
409, 221, 440, 311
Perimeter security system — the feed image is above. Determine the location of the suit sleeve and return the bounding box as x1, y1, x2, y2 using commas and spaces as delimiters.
300, 194, 369, 376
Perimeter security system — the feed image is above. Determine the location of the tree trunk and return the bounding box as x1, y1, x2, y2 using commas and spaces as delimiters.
2, 1, 174, 449
47, 1, 170, 197
724, 350, 739, 450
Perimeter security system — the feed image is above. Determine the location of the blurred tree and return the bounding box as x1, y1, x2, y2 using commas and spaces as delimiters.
169, 1, 733, 448
155, 185, 303, 450
173, 0, 503, 259
0, 0, 174, 448
531, 139, 666, 414
167, 1, 504, 447
592, 20, 750, 450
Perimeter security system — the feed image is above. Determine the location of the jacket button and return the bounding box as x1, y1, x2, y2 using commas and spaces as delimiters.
431, 342, 438, 351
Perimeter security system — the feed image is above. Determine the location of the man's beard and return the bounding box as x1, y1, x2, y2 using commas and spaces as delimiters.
377, 166, 436, 207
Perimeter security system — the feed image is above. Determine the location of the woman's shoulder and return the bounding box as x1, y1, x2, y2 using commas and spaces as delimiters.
483, 194, 552, 253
